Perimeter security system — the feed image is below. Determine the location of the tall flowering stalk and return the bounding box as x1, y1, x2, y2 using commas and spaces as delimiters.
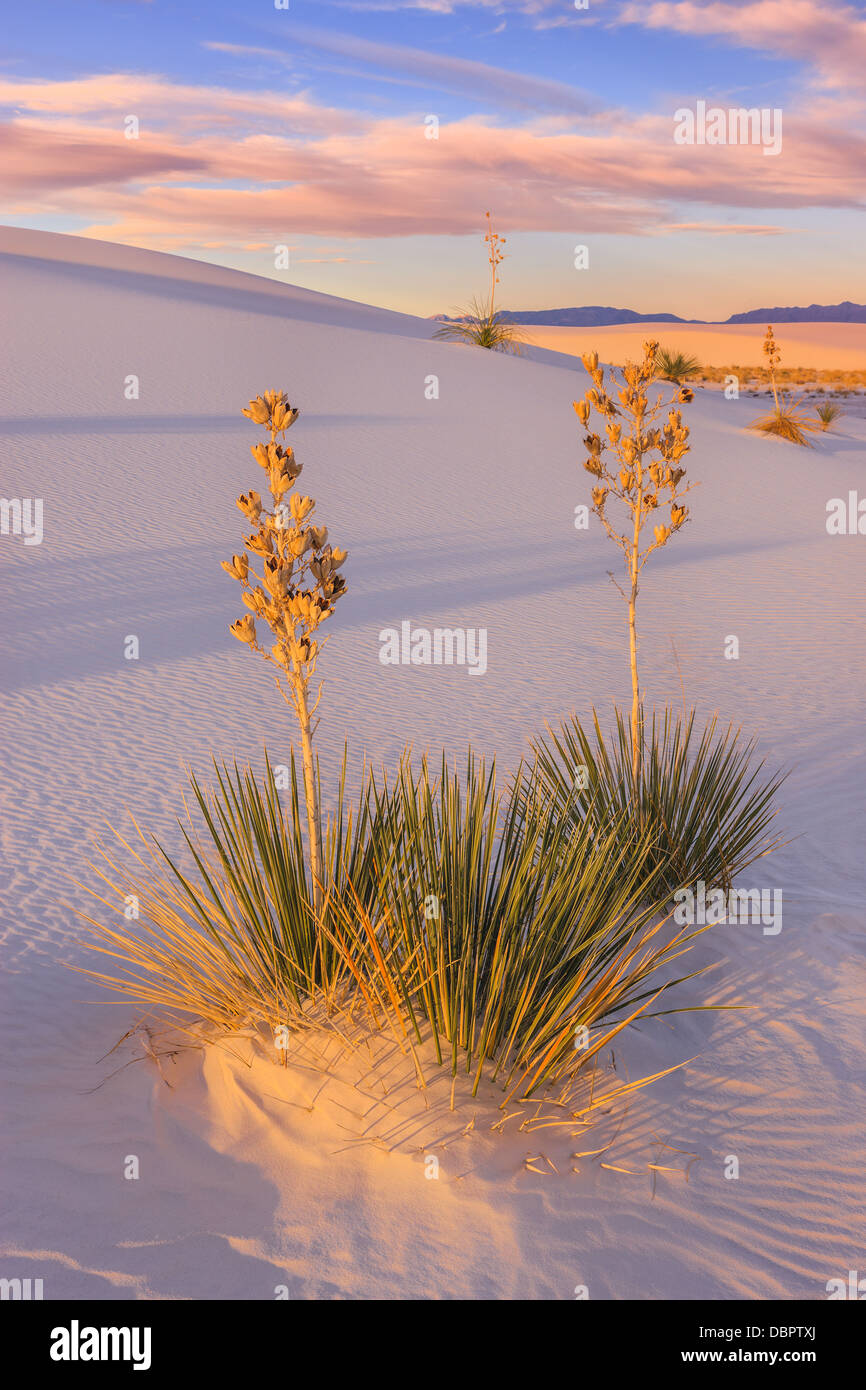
575, 341, 695, 786
224, 391, 347, 911
483, 210, 506, 315
763, 324, 782, 412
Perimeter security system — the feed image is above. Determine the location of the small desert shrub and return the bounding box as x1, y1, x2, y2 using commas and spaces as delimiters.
748, 401, 818, 446
654, 348, 701, 384
79, 749, 710, 1108
531, 708, 786, 900
434, 297, 526, 354
815, 402, 844, 431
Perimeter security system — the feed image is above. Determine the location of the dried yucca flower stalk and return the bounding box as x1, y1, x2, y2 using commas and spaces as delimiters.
225, 390, 347, 910
574, 340, 695, 785
763, 323, 782, 412
483, 209, 506, 315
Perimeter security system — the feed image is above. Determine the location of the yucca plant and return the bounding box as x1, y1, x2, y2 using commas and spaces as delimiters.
77, 747, 714, 1110
748, 327, 818, 446
434, 212, 526, 355
815, 401, 844, 431
531, 709, 786, 901
654, 347, 701, 385
433, 296, 526, 354
749, 400, 818, 446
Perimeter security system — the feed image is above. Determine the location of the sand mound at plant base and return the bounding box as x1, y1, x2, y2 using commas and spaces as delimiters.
152, 1025, 688, 1300
169, 1022, 639, 1173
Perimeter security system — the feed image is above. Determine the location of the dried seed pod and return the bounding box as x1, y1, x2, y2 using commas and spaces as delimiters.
287, 530, 310, 559
237, 491, 263, 523
221, 554, 249, 582
242, 398, 270, 425
263, 555, 291, 596
230, 614, 256, 644
290, 494, 315, 523
245, 531, 274, 557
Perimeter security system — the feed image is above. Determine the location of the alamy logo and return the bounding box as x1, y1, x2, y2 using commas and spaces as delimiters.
674, 101, 782, 156
0, 497, 43, 545
0, 1276, 43, 1299
673, 880, 782, 935
826, 1270, 866, 1299
379, 621, 487, 676
826, 492, 866, 535
50, 1320, 152, 1371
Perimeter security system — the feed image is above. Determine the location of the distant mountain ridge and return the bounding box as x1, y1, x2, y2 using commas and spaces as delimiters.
433, 306, 697, 326
725, 301, 866, 323
495, 306, 697, 325
432, 302, 866, 326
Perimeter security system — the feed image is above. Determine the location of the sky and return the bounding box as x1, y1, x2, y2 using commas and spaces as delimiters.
2, 0, 865, 319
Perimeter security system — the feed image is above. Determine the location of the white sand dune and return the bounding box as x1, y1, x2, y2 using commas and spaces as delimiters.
524, 321, 866, 371
1, 227, 865, 1300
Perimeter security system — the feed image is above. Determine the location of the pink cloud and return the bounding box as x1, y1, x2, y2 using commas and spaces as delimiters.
0, 121, 206, 193
0, 74, 352, 134
0, 74, 864, 247
666, 222, 787, 233
618, 1, 866, 90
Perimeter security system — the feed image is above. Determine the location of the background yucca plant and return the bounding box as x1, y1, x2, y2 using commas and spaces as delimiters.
748, 327, 818, 447
433, 212, 526, 355
748, 399, 818, 447
654, 347, 701, 385
531, 708, 786, 900
815, 401, 844, 431
433, 297, 526, 354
